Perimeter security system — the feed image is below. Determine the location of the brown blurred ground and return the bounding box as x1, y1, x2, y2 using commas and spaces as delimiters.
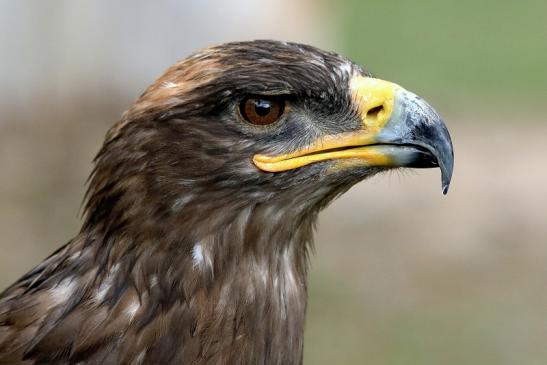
1, 113, 546, 364
306, 116, 547, 365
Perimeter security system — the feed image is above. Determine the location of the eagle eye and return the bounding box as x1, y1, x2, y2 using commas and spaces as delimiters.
239, 95, 285, 125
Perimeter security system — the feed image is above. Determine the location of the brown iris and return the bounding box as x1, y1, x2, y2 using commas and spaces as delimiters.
239, 96, 285, 125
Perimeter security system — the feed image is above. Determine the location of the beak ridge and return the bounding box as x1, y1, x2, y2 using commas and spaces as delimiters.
378, 88, 454, 194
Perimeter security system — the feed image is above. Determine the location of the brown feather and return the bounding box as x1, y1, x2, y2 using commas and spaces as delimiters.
0, 40, 377, 364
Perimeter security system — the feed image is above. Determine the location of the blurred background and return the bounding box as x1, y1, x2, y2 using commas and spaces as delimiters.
1, 0, 546, 364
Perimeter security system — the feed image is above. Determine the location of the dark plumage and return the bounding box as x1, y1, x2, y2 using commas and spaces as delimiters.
0, 40, 453, 364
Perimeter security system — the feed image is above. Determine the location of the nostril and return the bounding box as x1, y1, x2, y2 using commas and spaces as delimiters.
367, 105, 384, 119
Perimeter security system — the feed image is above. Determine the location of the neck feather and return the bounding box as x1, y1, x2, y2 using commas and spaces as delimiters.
74, 198, 318, 364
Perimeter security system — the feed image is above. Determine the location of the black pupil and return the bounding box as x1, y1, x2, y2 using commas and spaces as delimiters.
254, 99, 272, 116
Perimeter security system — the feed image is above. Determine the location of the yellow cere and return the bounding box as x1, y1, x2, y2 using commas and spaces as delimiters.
252, 77, 402, 173
350, 76, 400, 133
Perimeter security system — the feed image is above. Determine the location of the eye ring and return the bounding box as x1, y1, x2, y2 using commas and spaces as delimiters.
239, 95, 286, 126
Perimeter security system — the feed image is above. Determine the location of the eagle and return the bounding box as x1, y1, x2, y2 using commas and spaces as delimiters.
0, 40, 453, 365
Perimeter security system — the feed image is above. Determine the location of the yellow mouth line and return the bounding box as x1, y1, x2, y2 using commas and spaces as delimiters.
253, 146, 392, 172
253, 132, 392, 172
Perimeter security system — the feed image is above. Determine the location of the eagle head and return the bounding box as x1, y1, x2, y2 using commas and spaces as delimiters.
85, 40, 453, 237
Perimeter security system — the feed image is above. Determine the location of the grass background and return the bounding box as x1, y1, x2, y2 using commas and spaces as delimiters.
341, 0, 547, 112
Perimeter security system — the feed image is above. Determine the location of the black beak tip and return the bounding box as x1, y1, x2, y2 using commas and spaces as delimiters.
440, 159, 453, 195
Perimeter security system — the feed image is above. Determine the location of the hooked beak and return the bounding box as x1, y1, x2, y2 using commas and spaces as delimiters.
253, 76, 454, 194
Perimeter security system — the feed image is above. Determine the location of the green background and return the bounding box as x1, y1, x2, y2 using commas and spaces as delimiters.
341, 0, 547, 111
